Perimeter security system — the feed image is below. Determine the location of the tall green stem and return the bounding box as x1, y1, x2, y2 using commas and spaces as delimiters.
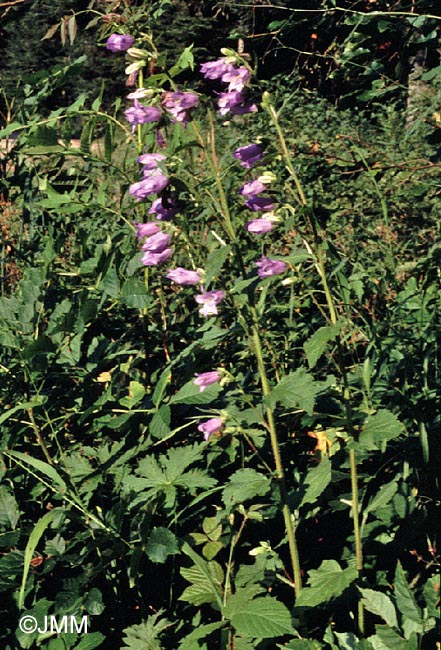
265, 96, 365, 624
251, 308, 302, 595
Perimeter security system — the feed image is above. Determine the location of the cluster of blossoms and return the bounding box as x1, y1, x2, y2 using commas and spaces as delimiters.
200, 53, 256, 117
233, 144, 287, 279
107, 34, 289, 436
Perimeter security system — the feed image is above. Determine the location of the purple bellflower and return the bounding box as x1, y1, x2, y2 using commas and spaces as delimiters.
166, 268, 202, 285
125, 101, 162, 128
141, 248, 173, 267
134, 222, 161, 239
162, 91, 199, 124
195, 290, 226, 317
106, 34, 134, 52
244, 196, 275, 212
222, 66, 251, 92
255, 256, 287, 278
233, 144, 263, 169
198, 417, 224, 440
193, 371, 221, 392
142, 231, 171, 253
149, 194, 178, 220
246, 218, 275, 234
200, 58, 234, 80
240, 180, 267, 197
137, 153, 166, 170
129, 170, 169, 201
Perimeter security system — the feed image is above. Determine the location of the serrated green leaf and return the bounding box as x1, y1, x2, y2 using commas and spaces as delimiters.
394, 562, 422, 624
0, 486, 19, 529
145, 528, 179, 564
228, 596, 295, 638
304, 325, 340, 369
178, 621, 225, 650
281, 640, 323, 649
75, 632, 105, 650
358, 588, 398, 628
181, 542, 224, 609
121, 277, 151, 309
359, 410, 404, 450
369, 626, 417, 649
299, 457, 331, 509
121, 611, 171, 650
364, 480, 398, 517
296, 560, 357, 608
84, 588, 105, 615
265, 369, 334, 415
222, 468, 270, 507
169, 380, 220, 405
423, 574, 440, 618
204, 245, 231, 286
150, 405, 171, 439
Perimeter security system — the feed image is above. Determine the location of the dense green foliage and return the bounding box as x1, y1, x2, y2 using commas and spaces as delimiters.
0, 2, 440, 649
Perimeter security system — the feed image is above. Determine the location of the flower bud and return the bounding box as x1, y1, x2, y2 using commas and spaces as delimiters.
125, 60, 146, 75
257, 171, 277, 185
127, 47, 151, 60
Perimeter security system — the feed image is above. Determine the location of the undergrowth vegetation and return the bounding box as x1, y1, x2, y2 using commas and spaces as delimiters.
0, 3, 439, 649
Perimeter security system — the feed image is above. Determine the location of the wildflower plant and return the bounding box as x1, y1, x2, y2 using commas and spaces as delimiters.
0, 9, 439, 650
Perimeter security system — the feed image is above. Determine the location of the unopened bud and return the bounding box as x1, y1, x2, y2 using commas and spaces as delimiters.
125, 60, 146, 75
257, 171, 277, 185
127, 47, 151, 59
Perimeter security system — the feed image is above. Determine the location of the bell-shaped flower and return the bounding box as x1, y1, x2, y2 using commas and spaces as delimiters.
195, 290, 225, 317
255, 256, 287, 278
246, 218, 275, 234
125, 101, 162, 127
141, 248, 173, 267
166, 268, 202, 285
149, 194, 178, 221
197, 417, 224, 441
134, 221, 161, 239
200, 58, 234, 80
245, 196, 275, 212
193, 371, 221, 392
233, 143, 263, 169
106, 34, 134, 52
129, 170, 169, 201
162, 91, 199, 125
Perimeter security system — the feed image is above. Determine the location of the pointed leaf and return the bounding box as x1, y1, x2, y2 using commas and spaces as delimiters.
358, 588, 398, 628
296, 560, 357, 607
304, 325, 340, 369
299, 457, 331, 509
228, 596, 295, 638
359, 410, 404, 450
394, 562, 422, 624
0, 486, 19, 529
222, 468, 270, 507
